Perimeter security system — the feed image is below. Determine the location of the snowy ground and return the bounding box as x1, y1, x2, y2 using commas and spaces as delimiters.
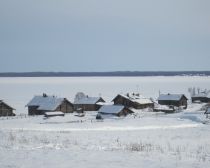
0, 77, 210, 168
0, 103, 210, 168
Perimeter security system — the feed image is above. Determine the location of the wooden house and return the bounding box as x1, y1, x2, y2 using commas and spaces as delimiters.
191, 93, 210, 103
112, 93, 154, 109
0, 100, 15, 117
158, 93, 188, 108
74, 96, 105, 111
98, 105, 133, 117
26, 94, 74, 115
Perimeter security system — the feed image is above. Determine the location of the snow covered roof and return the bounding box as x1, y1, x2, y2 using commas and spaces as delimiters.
44, 111, 64, 116
74, 97, 104, 105
154, 104, 171, 110
96, 102, 113, 106
158, 94, 187, 101
134, 98, 153, 104
98, 105, 125, 114
26, 95, 65, 111
114, 93, 153, 104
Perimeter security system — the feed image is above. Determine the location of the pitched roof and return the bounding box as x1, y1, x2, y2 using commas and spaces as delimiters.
0, 100, 15, 110
98, 105, 125, 114
74, 97, 104, 105
26, 95, 65, 111
113, 93, 153, 105
158, 94, 187, 101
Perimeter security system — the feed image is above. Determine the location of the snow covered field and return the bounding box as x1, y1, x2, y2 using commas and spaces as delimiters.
0, 76, 210, 168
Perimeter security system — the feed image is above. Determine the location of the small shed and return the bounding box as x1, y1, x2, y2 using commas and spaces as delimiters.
0, 100, 15, 117
26, 94, 74, 115
153, 104, 175, 113
74, 96, 105, 111
158, 93, 188, 108
98, 105, 133, 117
112, 93, 154, 109
204, 107, 210, 118
44, 111, 65, 118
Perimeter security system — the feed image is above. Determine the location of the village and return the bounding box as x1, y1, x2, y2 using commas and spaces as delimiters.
1, 77, 210, 168
1, 88, 210, 120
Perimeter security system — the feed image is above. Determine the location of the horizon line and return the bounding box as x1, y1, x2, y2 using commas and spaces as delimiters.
0, 71, 210, 77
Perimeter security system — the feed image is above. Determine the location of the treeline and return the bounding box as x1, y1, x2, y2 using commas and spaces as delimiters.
0, 71, 210, 77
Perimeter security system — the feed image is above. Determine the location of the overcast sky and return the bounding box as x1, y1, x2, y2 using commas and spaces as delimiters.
0, 0, 210, 72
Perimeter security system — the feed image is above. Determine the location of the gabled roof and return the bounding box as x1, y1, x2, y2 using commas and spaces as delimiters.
158, 94, 188, 101
98, 105, 125, 114
112, 93, 153, 105
74, 97, 105, 105
26, 95, 66, 111
0, 100, 15, 110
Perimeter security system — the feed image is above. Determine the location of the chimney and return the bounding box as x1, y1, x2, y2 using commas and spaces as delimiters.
43, 93, 47, 97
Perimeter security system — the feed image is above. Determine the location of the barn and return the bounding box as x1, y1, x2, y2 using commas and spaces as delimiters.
98, 105, 133, 117
74, 96, 105, 111
0, 100, 15, 117
112, 93, 154, 109
26, 94, 74, 115
158, 93, 188, 108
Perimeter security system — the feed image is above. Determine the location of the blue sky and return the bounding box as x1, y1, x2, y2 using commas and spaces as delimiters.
0, 0, 210, 72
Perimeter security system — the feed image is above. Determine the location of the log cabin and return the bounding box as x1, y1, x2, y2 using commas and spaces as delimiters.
112, 93, 154, 109
0, 100, 15, 117
26, 94, 74, 115
74, 96, 105, 111
158, 93, 188, 109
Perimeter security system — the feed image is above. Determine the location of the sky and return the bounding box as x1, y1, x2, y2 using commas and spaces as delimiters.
0, 0, 210, 72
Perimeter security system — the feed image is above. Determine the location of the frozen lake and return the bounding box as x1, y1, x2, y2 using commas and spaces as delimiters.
0, 76, 210, 114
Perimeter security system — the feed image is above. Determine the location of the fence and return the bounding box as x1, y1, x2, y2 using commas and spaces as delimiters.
0, 114, 38, 120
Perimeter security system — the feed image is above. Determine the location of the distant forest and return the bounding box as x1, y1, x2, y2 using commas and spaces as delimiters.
0, 71, 210, 77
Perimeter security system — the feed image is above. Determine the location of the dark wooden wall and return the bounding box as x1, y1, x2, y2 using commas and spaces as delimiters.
0, 103, 14, 116
74, 104, 101, 111
158, 98, 187, 108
